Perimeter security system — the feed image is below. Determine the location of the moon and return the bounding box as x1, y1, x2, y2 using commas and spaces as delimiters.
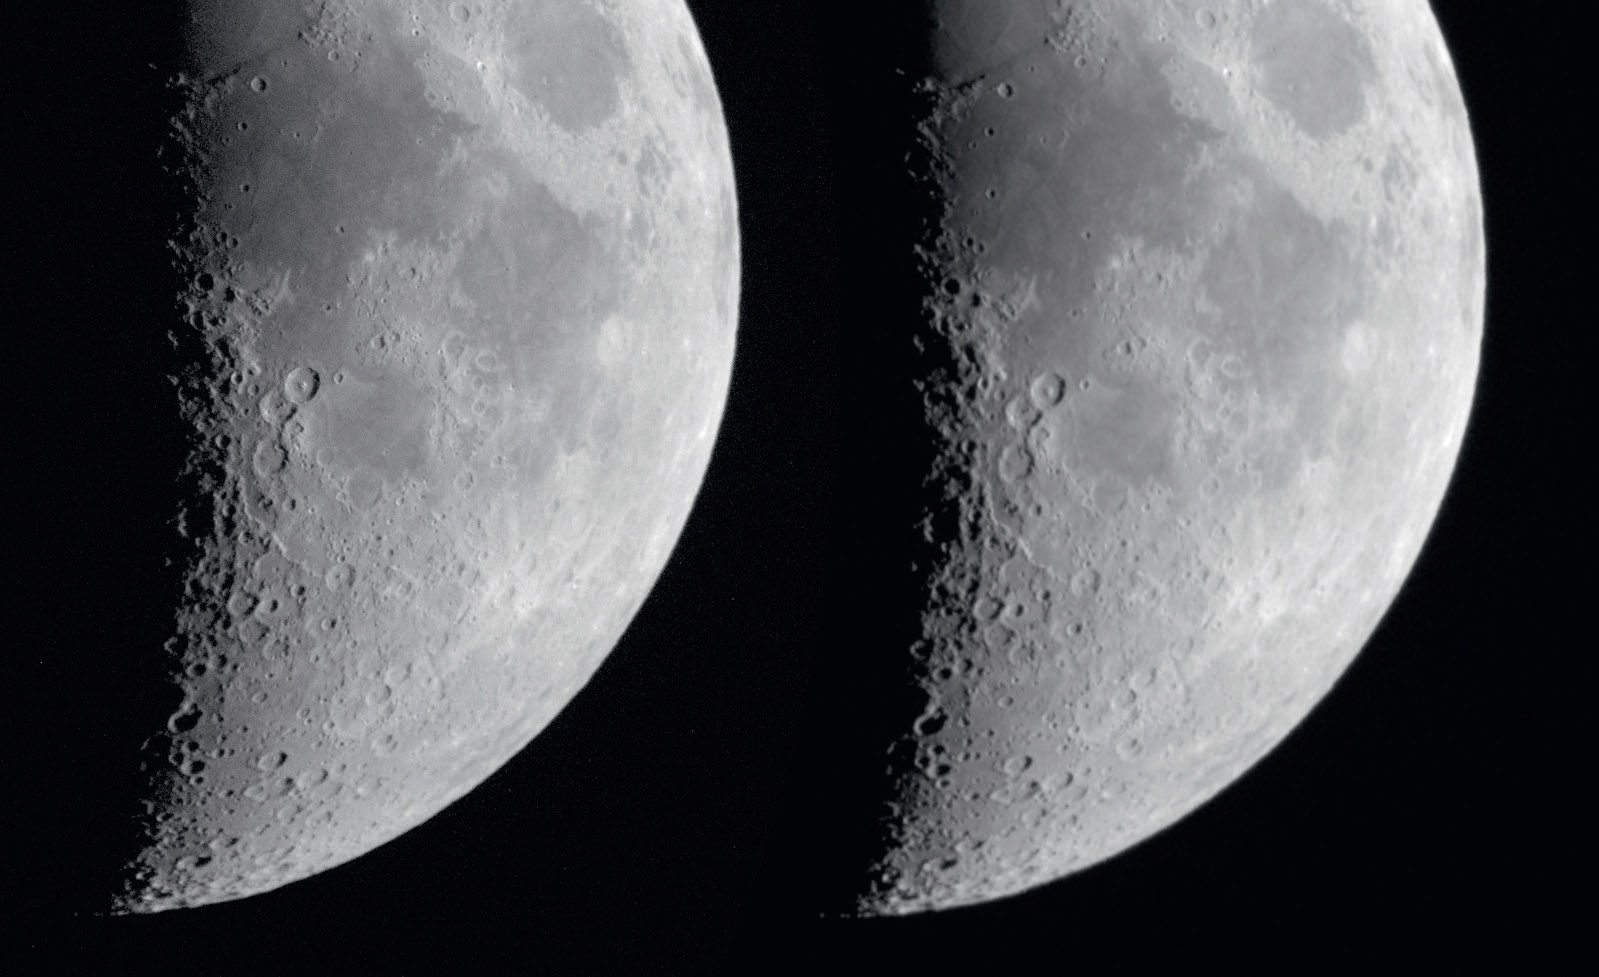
60, 0, 736, 913
833, 0, 1483, 914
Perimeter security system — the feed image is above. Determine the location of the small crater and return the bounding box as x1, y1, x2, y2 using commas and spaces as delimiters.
249, 75, 269, 94
913, 711, 948, 737
256, 751, 288, 771
983, 624, 1016, 650
1002, 755, 1034, 777
1005, 396, 1041, 430
252, 440, 288, 476
1070, 568, 1102, 596
988, 784, 1022, 805
284, 367, 321, 404
1029, 372, 1066, 409
167, 703, 202, 734
258, 389, 296, 425
998, 445, 1035, 482
324, 564, 356, 590
253, 594, 286, 621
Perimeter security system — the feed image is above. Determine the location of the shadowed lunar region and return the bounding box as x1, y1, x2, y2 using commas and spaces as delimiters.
35, 0, 737, 914
817, 0, 1484, 915
17, 0, 1488, 927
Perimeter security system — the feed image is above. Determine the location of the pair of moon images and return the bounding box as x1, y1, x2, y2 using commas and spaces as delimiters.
28, 0, 1482, 917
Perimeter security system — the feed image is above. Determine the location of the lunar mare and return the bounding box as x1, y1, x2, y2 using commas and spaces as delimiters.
848, 0, 1483, 913
108, 0, 737, 912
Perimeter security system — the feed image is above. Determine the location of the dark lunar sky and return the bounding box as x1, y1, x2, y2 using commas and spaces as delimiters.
16, 0, 1578, 967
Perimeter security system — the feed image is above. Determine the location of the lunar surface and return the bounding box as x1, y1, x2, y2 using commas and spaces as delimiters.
73, 0, 736, 913
832, 0, 1483, 914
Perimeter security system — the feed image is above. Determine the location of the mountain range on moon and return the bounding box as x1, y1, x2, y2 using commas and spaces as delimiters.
9, 0, 1496, 927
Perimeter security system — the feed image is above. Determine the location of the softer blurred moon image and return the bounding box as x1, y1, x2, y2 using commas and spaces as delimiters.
825, 0, 1484, 915
54, 0, 737, 913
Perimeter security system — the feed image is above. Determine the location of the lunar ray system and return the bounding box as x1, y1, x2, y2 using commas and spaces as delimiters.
56, 0, 738, 913
821, 0, 1484, 914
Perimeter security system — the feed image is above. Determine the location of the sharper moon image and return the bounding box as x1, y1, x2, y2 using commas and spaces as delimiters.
819, 0, 1483, 915
24, 0, 737, 913
15, 0, 1576, 959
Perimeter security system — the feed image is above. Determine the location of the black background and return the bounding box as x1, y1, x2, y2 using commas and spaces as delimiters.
17, 0, 1578, 966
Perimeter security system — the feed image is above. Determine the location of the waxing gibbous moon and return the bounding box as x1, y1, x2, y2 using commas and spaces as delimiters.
839, 0, 1484, 914
75, 0, 737, 913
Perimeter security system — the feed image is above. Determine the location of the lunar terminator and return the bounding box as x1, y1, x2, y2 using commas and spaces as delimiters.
73, 0, 738, 913
830, 0, 1483, 914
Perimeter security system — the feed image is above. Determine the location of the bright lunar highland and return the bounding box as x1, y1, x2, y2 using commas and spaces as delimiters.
96, 0, 737, 913
843, 0, 1483, 914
